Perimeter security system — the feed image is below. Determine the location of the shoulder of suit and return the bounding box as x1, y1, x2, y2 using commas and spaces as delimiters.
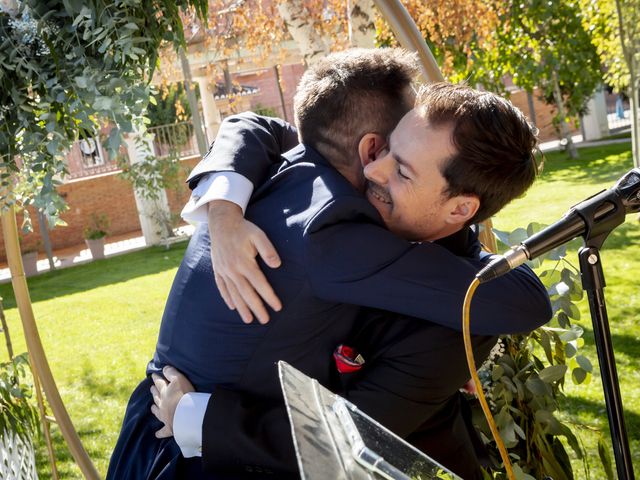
304, 192, 383, 236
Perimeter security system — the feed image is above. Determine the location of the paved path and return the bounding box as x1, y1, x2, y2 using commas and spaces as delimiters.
0, 225, 194, 284
539, 134, 631, 153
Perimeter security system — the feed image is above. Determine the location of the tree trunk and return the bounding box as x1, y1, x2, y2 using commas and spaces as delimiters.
527, 90, 537, 129
222, 60, 233, 96
629, 57, 639, 168
278, 1, 329, 67
178, 47, 208, 156
552, 70, 578, 159
614, 0, 638, 166
372, 0, 444, 83
273, 65, 288, 122
37, 210, 55, 271
0, 298, 13, 360
124, 130, 174, 245
348, 0, 376, 48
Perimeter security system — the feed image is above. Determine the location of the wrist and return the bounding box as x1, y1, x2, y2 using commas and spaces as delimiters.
207, 200, 243, 223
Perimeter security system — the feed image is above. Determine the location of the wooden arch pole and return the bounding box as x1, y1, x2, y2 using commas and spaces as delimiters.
372, 0, 444, 83
372, 0, 498, 253
1, 206, 100, 480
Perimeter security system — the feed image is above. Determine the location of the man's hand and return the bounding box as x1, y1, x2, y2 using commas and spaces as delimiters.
150, 366, 195, 439
208, 200, 282, 324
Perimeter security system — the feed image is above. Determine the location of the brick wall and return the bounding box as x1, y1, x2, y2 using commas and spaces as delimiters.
236, 63, 306, 122
166, 157, 200, 217
509, 88, 579, 142
0, 158, 198, 262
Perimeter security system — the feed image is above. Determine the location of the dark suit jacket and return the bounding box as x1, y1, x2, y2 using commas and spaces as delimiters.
108, 112, 551, 480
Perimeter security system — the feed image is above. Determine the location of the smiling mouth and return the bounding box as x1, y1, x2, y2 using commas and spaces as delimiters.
367, 182, 392, 205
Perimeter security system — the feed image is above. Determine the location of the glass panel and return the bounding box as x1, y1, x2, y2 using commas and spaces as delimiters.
279, 361, 460, 480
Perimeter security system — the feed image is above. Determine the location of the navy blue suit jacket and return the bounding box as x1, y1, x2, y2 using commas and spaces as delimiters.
108, 113, 551, 479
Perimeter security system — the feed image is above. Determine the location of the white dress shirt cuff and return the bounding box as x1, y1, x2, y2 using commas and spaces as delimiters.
181, 172, 254, 224
173, 392, 211, 458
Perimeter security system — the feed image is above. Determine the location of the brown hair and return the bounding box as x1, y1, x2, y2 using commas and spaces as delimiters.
416, 83, 540, 224
293, 48, 418, 167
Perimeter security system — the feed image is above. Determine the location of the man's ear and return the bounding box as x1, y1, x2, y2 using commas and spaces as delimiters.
357, 133, 385, 168
445, 195, 480, 226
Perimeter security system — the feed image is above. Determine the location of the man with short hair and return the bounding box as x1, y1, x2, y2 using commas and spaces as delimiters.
108, 48, 550, 480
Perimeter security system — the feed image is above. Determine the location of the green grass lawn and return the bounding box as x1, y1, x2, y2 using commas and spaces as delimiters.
0, 141, 637, 478
0, 244, 189, 478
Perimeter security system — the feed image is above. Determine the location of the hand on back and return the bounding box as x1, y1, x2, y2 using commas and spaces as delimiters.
150, 366, 195, 438
208, 200, 282, 324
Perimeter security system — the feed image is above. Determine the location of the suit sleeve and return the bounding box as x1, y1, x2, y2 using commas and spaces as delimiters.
304, 207, 552, 336
186, 112, 299, 190
201, 388, 298, 477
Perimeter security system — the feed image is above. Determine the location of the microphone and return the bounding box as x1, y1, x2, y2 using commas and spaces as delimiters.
477, 168, 640, 283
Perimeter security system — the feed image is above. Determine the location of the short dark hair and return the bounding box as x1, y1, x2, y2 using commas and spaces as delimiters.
416, 83, 539, 224
293, 48, 418, 167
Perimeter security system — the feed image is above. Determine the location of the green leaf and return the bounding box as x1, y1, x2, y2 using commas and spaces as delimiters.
567, 302, 580, 320
572, 367, 587, 384
540, 330, 553, 364
561, 424, 583, 458
559, 325, 583, 342
598, 436, 615, 480
525, 377, 548, 396
492, 228, 512, 247
565, 341, 577, 358
509, 227, 529, 245
539, 364, 568, 383
513, 422, 526, 440
46, 140, 59, 156
542, 269, 562, 286
93, 96, 114, 111
75, 76, 88, 89
557, 311, 570, 328
575, 354, 593, 372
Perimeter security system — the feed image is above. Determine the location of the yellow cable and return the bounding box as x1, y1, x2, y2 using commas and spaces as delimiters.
463, 278, 516, 480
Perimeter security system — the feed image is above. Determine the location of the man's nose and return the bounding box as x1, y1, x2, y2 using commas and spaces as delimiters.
364, 154, 392, 184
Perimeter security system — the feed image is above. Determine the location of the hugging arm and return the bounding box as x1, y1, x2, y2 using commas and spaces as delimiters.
184, 112, 299, 322
305, 214, 552, 335
186, 112, 298, 189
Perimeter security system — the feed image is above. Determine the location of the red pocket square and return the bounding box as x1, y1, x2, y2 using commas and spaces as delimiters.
333, 345, 365, 373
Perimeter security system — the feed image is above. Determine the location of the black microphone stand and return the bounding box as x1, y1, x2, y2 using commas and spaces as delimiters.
574, 194, 635, 480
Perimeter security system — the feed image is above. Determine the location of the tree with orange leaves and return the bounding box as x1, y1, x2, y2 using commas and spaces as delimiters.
376, 0, 506, 90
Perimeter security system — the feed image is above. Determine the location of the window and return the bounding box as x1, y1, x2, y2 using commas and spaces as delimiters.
79, 138, 105, 168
